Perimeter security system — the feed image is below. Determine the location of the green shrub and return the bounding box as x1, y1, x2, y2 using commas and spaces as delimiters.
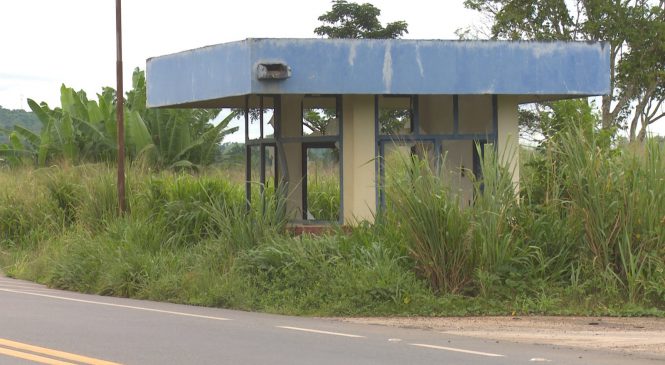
2, 128, 665, 316
206, 181, 287, 253
138, 174, 245, 246
233, 231, 427, 315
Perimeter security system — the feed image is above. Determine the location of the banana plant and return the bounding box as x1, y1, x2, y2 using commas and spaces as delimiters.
0, 131, 34, 167
136, 108, 238, 169
1, 68, 239, 169
128, 69, 238, 169
25, 98, 79, 166
21, 86, 119, 166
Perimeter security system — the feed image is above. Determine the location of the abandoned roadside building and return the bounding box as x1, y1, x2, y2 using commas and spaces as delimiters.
146, 38, 610, 225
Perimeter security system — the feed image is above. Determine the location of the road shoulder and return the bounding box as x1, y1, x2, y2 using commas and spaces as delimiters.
337, 316, 665, 360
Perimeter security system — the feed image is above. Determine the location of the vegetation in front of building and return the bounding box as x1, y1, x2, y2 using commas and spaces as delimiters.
1, 120, 664, 316
1, 0, 663, 317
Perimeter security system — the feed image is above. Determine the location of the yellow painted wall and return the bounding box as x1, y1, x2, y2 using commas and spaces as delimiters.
280, 94, 304, 219
497, 95, 520, 189
342, 95, 377, 224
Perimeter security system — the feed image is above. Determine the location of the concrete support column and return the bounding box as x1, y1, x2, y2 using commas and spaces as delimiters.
342, 95, 377, 224
280, 94, 304, 219
497, 95, 520, 189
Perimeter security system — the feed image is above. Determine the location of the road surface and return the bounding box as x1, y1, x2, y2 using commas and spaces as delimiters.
0, 276, 660, 364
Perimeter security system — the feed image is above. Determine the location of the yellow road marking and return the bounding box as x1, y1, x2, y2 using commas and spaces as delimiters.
0, 346, 76, 365
0, 338, 122, 365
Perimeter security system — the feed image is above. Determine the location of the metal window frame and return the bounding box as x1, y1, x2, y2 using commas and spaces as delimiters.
374, 94, 499, 210
245, 95, 280, 211
301, 141, 339, 221
245, 94, 344, 225
296, 95, 344, 224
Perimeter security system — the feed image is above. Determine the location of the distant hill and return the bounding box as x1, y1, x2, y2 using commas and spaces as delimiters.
0, 106, 41, 144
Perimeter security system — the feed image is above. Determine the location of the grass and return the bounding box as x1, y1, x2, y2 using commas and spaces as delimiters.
0, 127, 664, 317
385, 155, 472, 294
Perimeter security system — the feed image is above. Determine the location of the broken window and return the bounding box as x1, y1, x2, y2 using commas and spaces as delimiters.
303, 145, 340, 221
247, 97, 275, 140
302, 96, 339, 136
378, 96, 413, 135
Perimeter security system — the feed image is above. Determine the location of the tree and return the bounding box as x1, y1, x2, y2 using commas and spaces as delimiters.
0, 69, 238, 169
379, 108, 410, 135
303, 109, 336, 135
519, 99, 605, 144
313, 1, 410, 134
314, 0, 408, 39
464, 0, 665, 141
0, 107, 40, 145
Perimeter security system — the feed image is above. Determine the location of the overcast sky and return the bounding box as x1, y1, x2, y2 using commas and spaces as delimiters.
0, 0, 478, 111
2, 1, 661, 139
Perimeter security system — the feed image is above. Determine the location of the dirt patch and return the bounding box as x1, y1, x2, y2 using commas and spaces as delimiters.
338, 316, 665, 359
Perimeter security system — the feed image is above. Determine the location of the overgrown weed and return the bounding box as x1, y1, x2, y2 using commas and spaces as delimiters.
1, 127, 664, 316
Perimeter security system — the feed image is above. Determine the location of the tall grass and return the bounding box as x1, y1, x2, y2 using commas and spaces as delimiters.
551, 129, 665, 302
206, 179, 288, 253
385, 156, 473, 294
0, 168, 62, 248
233, 228, 426, 315
383, 128, 665, 306
469, 145, 521, 278
307, 175, 340, 221
1, 126, 664, 315
137, 174, 245, 246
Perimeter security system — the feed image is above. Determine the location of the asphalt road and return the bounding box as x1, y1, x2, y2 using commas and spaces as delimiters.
0, 276, 660, 365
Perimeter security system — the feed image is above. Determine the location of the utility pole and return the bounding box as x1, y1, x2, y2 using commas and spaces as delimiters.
116, 0, 127, 214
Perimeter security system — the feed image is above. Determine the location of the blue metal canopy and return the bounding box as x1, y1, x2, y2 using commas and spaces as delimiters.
146, 38, 610, 108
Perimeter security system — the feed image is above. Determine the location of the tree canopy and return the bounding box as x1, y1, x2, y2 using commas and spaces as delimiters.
312, 1, 410, 134
0, 107, 40, 144
464, 0, 665, 141
314, 0, 408, 39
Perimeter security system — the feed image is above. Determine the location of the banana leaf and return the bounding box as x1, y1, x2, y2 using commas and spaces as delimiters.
13, 125, 41, 148
27, 99, 51, 126
61, 113, 77, 162
125, 110, 153, 157
38, 120, 53, 166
